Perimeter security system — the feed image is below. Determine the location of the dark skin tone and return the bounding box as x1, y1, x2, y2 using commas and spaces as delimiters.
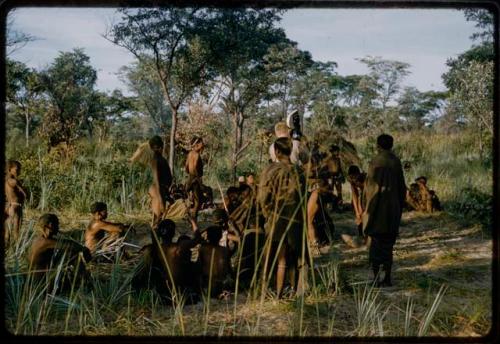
4, 164, 27, 244
325, 150, 343, 203
30, 220, 91, 282
185, 140, 204, 222
85, 208, 126, 255
149, 143, 173, 225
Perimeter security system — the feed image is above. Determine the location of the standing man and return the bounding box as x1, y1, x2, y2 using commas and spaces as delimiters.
258, 137, 308, 298
148, 136, 173, 226
362, 134, 406, 287
269, 110, 308, 166
185, 136, 205, 223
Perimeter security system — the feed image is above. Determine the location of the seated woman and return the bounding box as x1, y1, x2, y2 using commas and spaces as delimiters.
29, 214, 91, 292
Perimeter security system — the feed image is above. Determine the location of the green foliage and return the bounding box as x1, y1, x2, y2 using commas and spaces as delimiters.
447, 186, 492, 231
38, 48, 98, 147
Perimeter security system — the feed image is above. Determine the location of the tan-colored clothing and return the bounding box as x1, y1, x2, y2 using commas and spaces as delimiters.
362, 150, 406, 237
257, 161, 306, 256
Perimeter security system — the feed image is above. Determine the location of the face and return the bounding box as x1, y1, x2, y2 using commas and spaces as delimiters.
98, 209, 108, 220
9, 165, 20, 177
228, 192, 238, 203
195, 141, 204, 152
246, 175, 254, 185
151, 143, 163, 153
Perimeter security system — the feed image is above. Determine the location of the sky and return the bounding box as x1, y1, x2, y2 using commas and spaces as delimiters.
8, 7, 479, 95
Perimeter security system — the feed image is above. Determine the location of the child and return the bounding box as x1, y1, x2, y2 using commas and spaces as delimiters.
85, 202, 126, 257
4, 160, 27, 245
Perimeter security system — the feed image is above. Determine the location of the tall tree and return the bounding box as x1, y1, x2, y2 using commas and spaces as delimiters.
119, 60, 172, 135
264, 43, 313, 121
202, 8, 287, 180
356, 56, 411, 132
106, 7, 216, 174
397, 87, 447, 131
38, 48, 98, 149
448, 61, 493, 158
6, 59, 44, 146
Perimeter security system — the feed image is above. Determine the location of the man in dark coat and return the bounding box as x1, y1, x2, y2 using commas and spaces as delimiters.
362, 134, 406, 287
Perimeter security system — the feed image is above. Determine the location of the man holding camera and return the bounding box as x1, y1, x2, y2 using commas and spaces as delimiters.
269, 110, 308, 166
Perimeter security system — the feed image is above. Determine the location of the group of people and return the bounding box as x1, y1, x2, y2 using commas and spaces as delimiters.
4, 111, 443, 301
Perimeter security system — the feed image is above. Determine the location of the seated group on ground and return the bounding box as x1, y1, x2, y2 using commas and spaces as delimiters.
7, 118, 442, 302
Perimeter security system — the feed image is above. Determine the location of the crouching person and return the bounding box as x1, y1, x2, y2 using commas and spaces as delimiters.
131, 219, 201, 305
198, 225, 233, 299
29, 214, 91, 293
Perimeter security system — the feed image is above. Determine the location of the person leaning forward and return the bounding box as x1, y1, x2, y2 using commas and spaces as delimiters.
362, 134, 406, 287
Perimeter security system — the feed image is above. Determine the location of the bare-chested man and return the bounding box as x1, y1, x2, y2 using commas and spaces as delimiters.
148, 136, 173, 225
4, 160, 27, 245
185, 137, 205, 222
30, 214, 91, 290
85, 202, 126, 257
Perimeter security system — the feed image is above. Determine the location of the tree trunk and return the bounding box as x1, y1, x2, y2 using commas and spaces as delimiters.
169, 109, 178, 179
24, 111, 30, 148
231, 111, 245, 183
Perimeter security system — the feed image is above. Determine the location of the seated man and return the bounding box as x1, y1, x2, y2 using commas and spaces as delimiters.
29, 214, 91, 292
198, 225, 232, 298
85, 202, 127, 259
132, 219, 201, 304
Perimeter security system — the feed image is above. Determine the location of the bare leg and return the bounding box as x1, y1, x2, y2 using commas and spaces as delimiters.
276, 245, 287, 298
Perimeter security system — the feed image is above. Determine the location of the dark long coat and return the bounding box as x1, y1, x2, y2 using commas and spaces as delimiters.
362, 149, 406, 237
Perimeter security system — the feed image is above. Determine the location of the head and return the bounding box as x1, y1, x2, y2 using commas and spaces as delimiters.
273, 137, 292, 161
329, 145, 340, 158
238, 176, 246, 185
274, 121, 290, 138
212, 208, 229, 227
90, 202, 108, 220
155, 219, 176, 244
239, 184, 252, 200
376, 134, 394, 151
415, 176, 427, 186
204, 226, 223, 245
317, 171, 330, 192
348, 165, 361, 179
191, 136, 204, 152
6, 160, 21, 177
246, 173, 255, 186
38, 213, 59, 239
226, 187, 240, 203
409, 182, 420, 195
148, 135, 164, 153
